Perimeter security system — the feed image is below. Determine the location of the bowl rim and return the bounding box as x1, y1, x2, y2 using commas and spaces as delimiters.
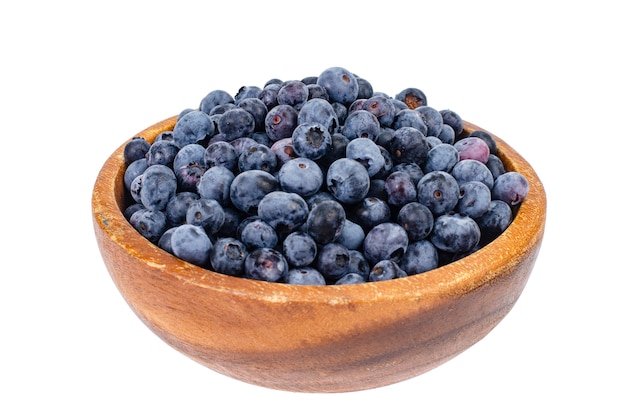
92, 116, 546, 305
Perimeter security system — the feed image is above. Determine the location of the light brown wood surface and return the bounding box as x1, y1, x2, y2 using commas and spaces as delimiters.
92, 117, 546, 393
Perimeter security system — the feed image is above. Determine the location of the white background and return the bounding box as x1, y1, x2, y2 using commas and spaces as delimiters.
2, 1, 624, 412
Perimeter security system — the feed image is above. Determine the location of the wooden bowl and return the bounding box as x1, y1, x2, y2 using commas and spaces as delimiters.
92, 116, 546, 393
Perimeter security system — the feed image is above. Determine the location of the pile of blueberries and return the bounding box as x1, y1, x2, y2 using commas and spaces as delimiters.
122, 66, 529, 285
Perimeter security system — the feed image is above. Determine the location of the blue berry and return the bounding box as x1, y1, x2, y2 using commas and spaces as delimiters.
237, 98, 268, 133
454, 137, 490, 164
265, 104, 298, 142
430, 212, 481, 253
199, 90, 234, 114
165, 192, 200, 226
392, 109, 428, 134
451, 159, 494, 189
415, 106, 444, 137
140, 164, 178, 211
351, 197, 391, 232
388, 127, 429, 165
234, 85, 262, 104
217, 108, 256, 141
172, 110, 214, 147
362, 222, 409, 265
424, 143, 459, 173
277, 80, 309, 110
196, 166, 235, 206
395, 87, 427, 109
124, 136, 150, 165
336, 219, 365, 250
317, 67, 359, 105
399, 240, 439, 274
277, 157, 324, 197
468, 130, 497, 154
173, 143, 206, 172
209, 237, 248, 276
146, 139, 179, 168
396, 201, 434, 241
244, 248, 288, 282
344, 249, 370, 277
326, 158, 370, 204
439, 109, 464, 139
257, 191, 309, 237
369, 260, 407, 282
124, 158, 148, 191
305, 199, 346, 245
129, 208, 167, 243
346, 137, 385, 177
229, 170, 277, 215
285, 267, 326, 286
477, 200, 513, 244
175, 162, 205, 192
258, 83, 281, 110
291, 122, 332, 160
456, 181, 492, 219
417, 171, 460, 216
238, 216, 278, 249
282, 231, 317, 267
362, 95, 396, 128
237, 143, 277, 173
170, 224, 213, 267
185, 198, 226, 235
335, 273, 367, 285
297, 98, 339, 134
315, 242, 350, 281
341, 109, 380, 140
492, 172, 529, 206
385, 171, 417, 206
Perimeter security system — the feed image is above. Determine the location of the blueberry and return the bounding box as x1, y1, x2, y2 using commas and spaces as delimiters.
395, 87, 427, 109
199, 90, 234, 114
355, 75, 374, 99
415, 106, 444, 137
362, 95, 396, 128
456, 181, 492, 219
140, 164, 178, 211
277, 157, 324, 197
165, 191, 200, 226
170, 224, 213, 267
430, 212, 481, 253
437, 123, 456, 145
270, 138, 297, 165
172, 110, 215, 147
209, 237, 248, 276
237, 98, 268, 133
399, 240, 439, 274
326, 158, 370, 204
388, 127, 429, 165
146, 139, 179, 168
129, 174, 144, 204
257, 191, 309, 237
297, 98, 339, 134
285, 267, 326, 286
315, 242, 350, 281
306, 83, 329, 101
217, 108, 256, 141
331, 102, 348, 125
291, 122, 332, 160
244, 248, 288, 282
392, 109, 428, 135
204, 141, 238, 171
238, 143, 277, 173
362, 222, 409, 265
346, 137, 385, 177
316, 67, 359, 105
258, 83, 281, 110
216, 207, 244, 238
124, 158, 148, 191
396, 201, 434, 241
124, 203, 145, 221
186, 198, 226, 235
384, 171, 417, 206
234, 85, 263, 104
124, 136, 150, 165
369, 260, 407, 282
209, 103, 237, 116
129, 208, 167, 244
351, 197, 391, 232
173, 143, 206, 172
175, 162, 205, 192
229, 169, 277, 215
486, 154, 506, 180
424, 143, 459, 173
477, 200, 513, 244
391, 162, 425, 187
341, 109, 381, 140
196, 166, 235, 206
451, 159, 494, 189
157, 227, 176, 254
344, 249, 370, 277
335, 273, 367, 285
468, 130, 497, 154
336, 219, 365, 250
264, 104, 298, 142
416, 171, 460, 216
277, 80, 309, 110
439, 109, 464, 139
492, 171, 529, 206
238, 216, 278, 249
317, 133, 349, 170
454, 137, 490, 164
306, 199, 346, 245
282, 231, 317, 267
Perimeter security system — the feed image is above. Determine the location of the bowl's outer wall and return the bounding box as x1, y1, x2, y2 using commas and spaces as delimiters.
92, 117, 546, 393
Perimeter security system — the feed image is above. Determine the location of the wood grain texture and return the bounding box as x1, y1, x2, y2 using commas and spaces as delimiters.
92, 117, 546, 393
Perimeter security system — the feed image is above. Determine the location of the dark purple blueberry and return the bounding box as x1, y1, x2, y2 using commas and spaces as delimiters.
400, 240, 439, 275
395, 87, 427, 109
237, 98, 268, 133
355, 76, 374, 99
415, 106, 444, 137
486, 154, 506, 180
424, 143, 459, 173
157, 227, 176, 254
237, 143, 277, 173
264, 104, 298, 142
326, 158, 370, 204
468, 130, 497, 154
344, 250, 370, 277
306, 199, 346, 245
291, 122, 332, 160
277, 80, 309, 110
388, 127, 429, 165
175, 162, 205, 192
384, 171, 417, 206
315, 242, 351, 281
186, 198, 226, 235
285, 267, 326, 286
129, 209, 167, 244
397, 202, 434, 241
369, 260, 407, 282
297, 98, 339, 134
392, 109, 428, 135
316, 66, 359, 105
430, 212, 481, 253
209, 237, 248, 276
140, 164, 178, 211
196, 166, 235, 206
437, 124, 456, 145
257, 191, 309, 237
366, 179, 388, 200
335, 273, 367, 285
346, 137, 385, 177
217, 108, 256, 141
199, 90, 234, 115
234, 85, 262, 104
230, 137, 258, 158
477, 200, 513, 244
362, 95, 396, 128
238, 216, 278, 250
204, 141, 238, 171
216, 207, 244, 238
351, 197, 391, 232
336, 219, 365, 250
170, 224, 213, 267
270, 138, 297, 165
124, 158, 148, 191
451, 159, 494, 189
282, 231, 317, 267
258, 83, 281, 110
456, 181, 492, 219
173, 144, 206, 172
391, 162, 424, 187
454, 137, 490, 164
317, 133, 349, 170
277, 157, 324, 197
306, 83, 329, 101
124, 136, 150, 165
229, 170, 278, 215
146, 139, 179, 168
417, 171, 460, 216
244, 248, 288, 282
492, 172, 529, 206
165, 192, 200, 226
341, 109, 381, 140
172, 110, 215, 147
362, 222, 409, 265
331, 102, 348, 125
439, 109, 464, 139
299, 76, 317, 85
